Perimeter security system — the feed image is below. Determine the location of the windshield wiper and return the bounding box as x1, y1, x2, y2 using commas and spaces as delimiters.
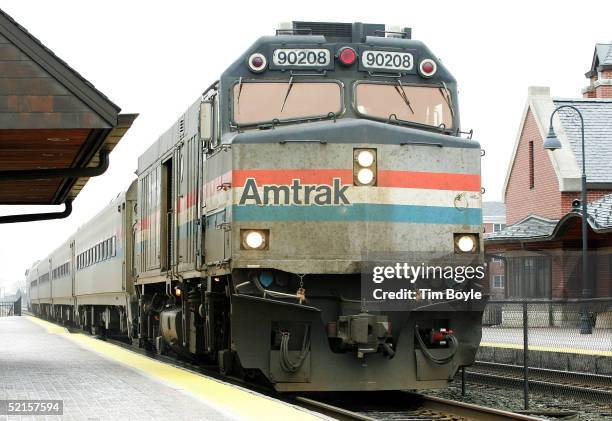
280, 76, 294, 112
237, 77, 244, 105
386, 113, 448, 133
439, 81, 455, 119
394, 79, 415, 115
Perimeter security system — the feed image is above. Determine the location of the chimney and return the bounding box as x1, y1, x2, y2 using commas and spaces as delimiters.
583, 43, 612, 98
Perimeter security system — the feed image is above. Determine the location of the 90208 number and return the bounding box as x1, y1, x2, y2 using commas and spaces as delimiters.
272, 49, 330, 67
362, 51, 413, 71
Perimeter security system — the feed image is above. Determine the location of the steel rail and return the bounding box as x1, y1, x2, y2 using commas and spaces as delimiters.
474, 361, 612, 387
295, 392, 541, 421
466, 362, 612, 402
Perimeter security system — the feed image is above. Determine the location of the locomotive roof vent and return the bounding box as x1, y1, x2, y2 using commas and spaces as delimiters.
276, 21, 411, 42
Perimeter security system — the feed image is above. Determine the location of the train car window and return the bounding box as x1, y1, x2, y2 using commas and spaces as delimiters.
111, 236, 116, 257
199, 101, 213, 142
214, 97, 220, 146
354, 82, 453, 129
232, 81, 342, 126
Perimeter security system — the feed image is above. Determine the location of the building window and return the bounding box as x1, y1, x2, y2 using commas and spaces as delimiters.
528, 140, 535, 189
493, 223, 506, 232
506, 256, 551, 298
493, 275, 505, 288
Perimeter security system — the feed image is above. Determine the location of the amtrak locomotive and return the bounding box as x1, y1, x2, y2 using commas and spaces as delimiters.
28, 22, 484, 392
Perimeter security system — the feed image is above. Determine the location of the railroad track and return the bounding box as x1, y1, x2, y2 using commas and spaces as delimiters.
294, 391, 542, 420
465, 361, 612, 403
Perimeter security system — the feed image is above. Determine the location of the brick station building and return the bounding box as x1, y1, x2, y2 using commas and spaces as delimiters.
485, 43, 612, 327
483, 202, 506, 299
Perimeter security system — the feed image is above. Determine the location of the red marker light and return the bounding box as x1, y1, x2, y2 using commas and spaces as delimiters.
422, 62, 434, 74
338, 47, 357, 66
247, 53, 267, 73
419, 58, 437, 77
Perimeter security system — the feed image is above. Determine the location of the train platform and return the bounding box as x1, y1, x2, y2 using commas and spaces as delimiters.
0, 316, 325, 421
478, 326, 612, 375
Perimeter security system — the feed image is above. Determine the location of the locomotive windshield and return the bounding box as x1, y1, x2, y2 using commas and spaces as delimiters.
232, 81, 342, 125
354, 82, 453, 129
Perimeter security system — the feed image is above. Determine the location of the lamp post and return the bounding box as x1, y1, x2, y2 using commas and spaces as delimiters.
544, 105, 592, 334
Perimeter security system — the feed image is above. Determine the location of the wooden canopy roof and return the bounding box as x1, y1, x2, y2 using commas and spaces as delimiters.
0, 8, 136, 207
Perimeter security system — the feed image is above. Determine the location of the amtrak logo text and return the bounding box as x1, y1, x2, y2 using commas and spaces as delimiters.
238, 178, 350, 206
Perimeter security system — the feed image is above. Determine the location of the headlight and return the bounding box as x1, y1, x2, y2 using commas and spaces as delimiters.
357, 150, 375, 167
454, 234, 479, 253
357, 168, 374, 185
245, 232, 264, 248
354, 148, 377, 186
241, 229, 269, 250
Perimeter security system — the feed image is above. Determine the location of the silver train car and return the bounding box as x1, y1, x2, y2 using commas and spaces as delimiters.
29, 183, 137, 334
29, 22, 484, 392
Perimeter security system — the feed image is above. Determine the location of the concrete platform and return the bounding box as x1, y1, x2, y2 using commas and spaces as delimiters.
478, 326, 612, 375
0, 316, 324, 421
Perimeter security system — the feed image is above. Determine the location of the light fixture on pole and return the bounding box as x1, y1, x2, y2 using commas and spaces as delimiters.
545, 105, 591, 334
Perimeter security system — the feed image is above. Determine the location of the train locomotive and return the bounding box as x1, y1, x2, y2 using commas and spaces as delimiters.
28, 22, 484, 392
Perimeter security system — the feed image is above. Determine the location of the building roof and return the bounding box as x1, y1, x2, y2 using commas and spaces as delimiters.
502, 87, 612, 198
0, 7, 136, 207
553, 98, 612, 184
486, 193, 612, 242
588, 193, 612, 230
484, 215, 558, 241
587, 43, 612, 76
0, 8, 119, 125
483, 201, 506, 224
595, 43, 612, 66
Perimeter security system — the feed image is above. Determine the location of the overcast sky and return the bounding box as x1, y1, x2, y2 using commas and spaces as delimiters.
0, 0, 610, 290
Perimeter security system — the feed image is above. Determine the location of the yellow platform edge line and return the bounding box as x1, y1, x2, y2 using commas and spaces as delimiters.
24, 316, 323, 421
480, 341, 612, 357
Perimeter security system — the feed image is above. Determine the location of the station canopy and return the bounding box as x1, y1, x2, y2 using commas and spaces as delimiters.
0, 9, 136, 206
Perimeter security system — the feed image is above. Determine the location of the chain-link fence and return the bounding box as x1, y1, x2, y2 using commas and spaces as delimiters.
457, 249, 612, 413
470, 298, 612, 410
